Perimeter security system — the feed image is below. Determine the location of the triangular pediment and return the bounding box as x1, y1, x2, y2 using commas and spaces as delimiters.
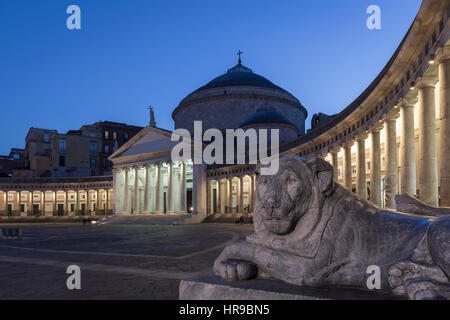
109, 126, 175, 161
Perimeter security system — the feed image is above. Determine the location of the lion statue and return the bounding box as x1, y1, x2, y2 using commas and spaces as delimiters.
214, 154, 450, 300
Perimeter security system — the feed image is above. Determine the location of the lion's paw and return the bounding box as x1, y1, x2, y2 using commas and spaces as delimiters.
388, 260, 449, 299
214, 260, 258, 282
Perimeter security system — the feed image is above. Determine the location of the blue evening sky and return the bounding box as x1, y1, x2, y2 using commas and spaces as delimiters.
0, 0, 422, 155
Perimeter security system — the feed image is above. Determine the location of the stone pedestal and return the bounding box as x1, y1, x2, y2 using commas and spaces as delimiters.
179, 275, 399, 300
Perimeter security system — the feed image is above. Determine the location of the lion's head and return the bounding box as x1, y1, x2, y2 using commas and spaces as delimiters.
254, 154, 334, 235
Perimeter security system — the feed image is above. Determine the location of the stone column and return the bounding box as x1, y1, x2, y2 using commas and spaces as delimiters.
155, 164, 161, 214
239, 177, 244, 214
28, 191, 32, 216
206, 180, 211, 215
179, 162, 186, 214
65, 190, 69, 216
227, 178, 233, 214
123, 169, 128, 214
330, 149, 340, 181
416, 75, 439, 206
86, 191, 91, 216
249, 174, 254, 213
216, 180, 221, 214
384, 109, 400, 209
370, 123, 383, 207
98, 190, 102, 215
132, 167, 138, 214
167, 163, 173, 214
143, 166, 149, 214
40, 191, 44, 215
399, 97, 417, 195
343, 142, 353, 190
356, 133, 368, 199
75, 190, 79, 216
438, 46, 450, 206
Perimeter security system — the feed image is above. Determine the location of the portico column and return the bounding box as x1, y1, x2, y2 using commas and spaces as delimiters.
330, 148, 340, 181
95, 190, 102, 216
356, 133, 368, 199
438, 46, 450, 206
239, 176, 244, 214
227, 178, 232, 214
133, 167, 139, 214
179, 162, 186, 214
417, 75, 439, 206
399, 97, 417, 195
65, 190, 69, 216
122, 169, 128, 214
249, 175, 254, 213
75, 190, 79, 215
206, 180, 211, 215
52, 191, 56, 216
343, 142, 353, 190
155, 164, 161, 214
167, 163, 173, 214
27, 191, 32, 216
216, 180, 221, 214
384, 109, 400, 209
370, 123, 383, 207
143, 166, 149, 214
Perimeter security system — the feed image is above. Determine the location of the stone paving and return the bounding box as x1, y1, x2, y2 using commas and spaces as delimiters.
0, 223, 253, 299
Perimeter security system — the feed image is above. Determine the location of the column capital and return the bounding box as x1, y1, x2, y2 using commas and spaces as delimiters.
370, 122, 384, 133
355, 132, 369, 142
330, 147, 341, 155
415, 74, 438, 89
398, 95, 418, 108
342, 141, 353, 149
435, 44, 450, 64
385, 107, 400, 121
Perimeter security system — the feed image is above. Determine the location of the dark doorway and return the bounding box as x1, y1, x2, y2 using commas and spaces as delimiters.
81, 204, 86, 216
7, 204, 12, 216
33, 204, 39, 215
187, 190, 193, 213
163, 192, 167, 213
213, 188, 217, 214
57, 204, 64, 216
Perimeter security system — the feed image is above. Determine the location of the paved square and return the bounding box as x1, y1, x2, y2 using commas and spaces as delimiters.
0, 223, 253, 299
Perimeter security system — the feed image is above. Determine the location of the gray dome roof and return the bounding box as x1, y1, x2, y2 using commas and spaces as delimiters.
240, 109, 298, 130
193, 62, 294, 96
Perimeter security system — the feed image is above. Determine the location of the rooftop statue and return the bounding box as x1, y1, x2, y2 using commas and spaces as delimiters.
214, 154, 450, 300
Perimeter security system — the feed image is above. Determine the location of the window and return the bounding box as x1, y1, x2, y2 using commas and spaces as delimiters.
124, 133, 129, 140
59, 139, 66, 151
90, 142, 97, 153
105, 144, 109, 153
70, 204, 75, 212
59, 155, 66, 167
113, 132, 117, 140
20, 204, 25, 212
12, 153, 20, 160
43, 133, 50, 143
90, 158, 97, 168
104, 131, 109, 139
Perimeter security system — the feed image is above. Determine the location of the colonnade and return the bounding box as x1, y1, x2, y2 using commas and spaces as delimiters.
326, 48, 450, 208
0, 189, 113, 217
207, 174, 255, 215
114, 161, 192, 215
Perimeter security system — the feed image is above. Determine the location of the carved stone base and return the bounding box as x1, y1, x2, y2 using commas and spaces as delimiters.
179, 274, 400, 300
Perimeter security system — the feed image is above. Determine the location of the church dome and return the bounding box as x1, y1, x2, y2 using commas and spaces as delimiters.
193, 62, 293, 96
173, 57, 308, 136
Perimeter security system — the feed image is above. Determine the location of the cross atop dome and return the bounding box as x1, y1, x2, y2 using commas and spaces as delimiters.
237, 50, 243, 64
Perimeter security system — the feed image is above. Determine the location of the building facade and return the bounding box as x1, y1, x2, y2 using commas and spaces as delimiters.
1, 0, 449, 219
